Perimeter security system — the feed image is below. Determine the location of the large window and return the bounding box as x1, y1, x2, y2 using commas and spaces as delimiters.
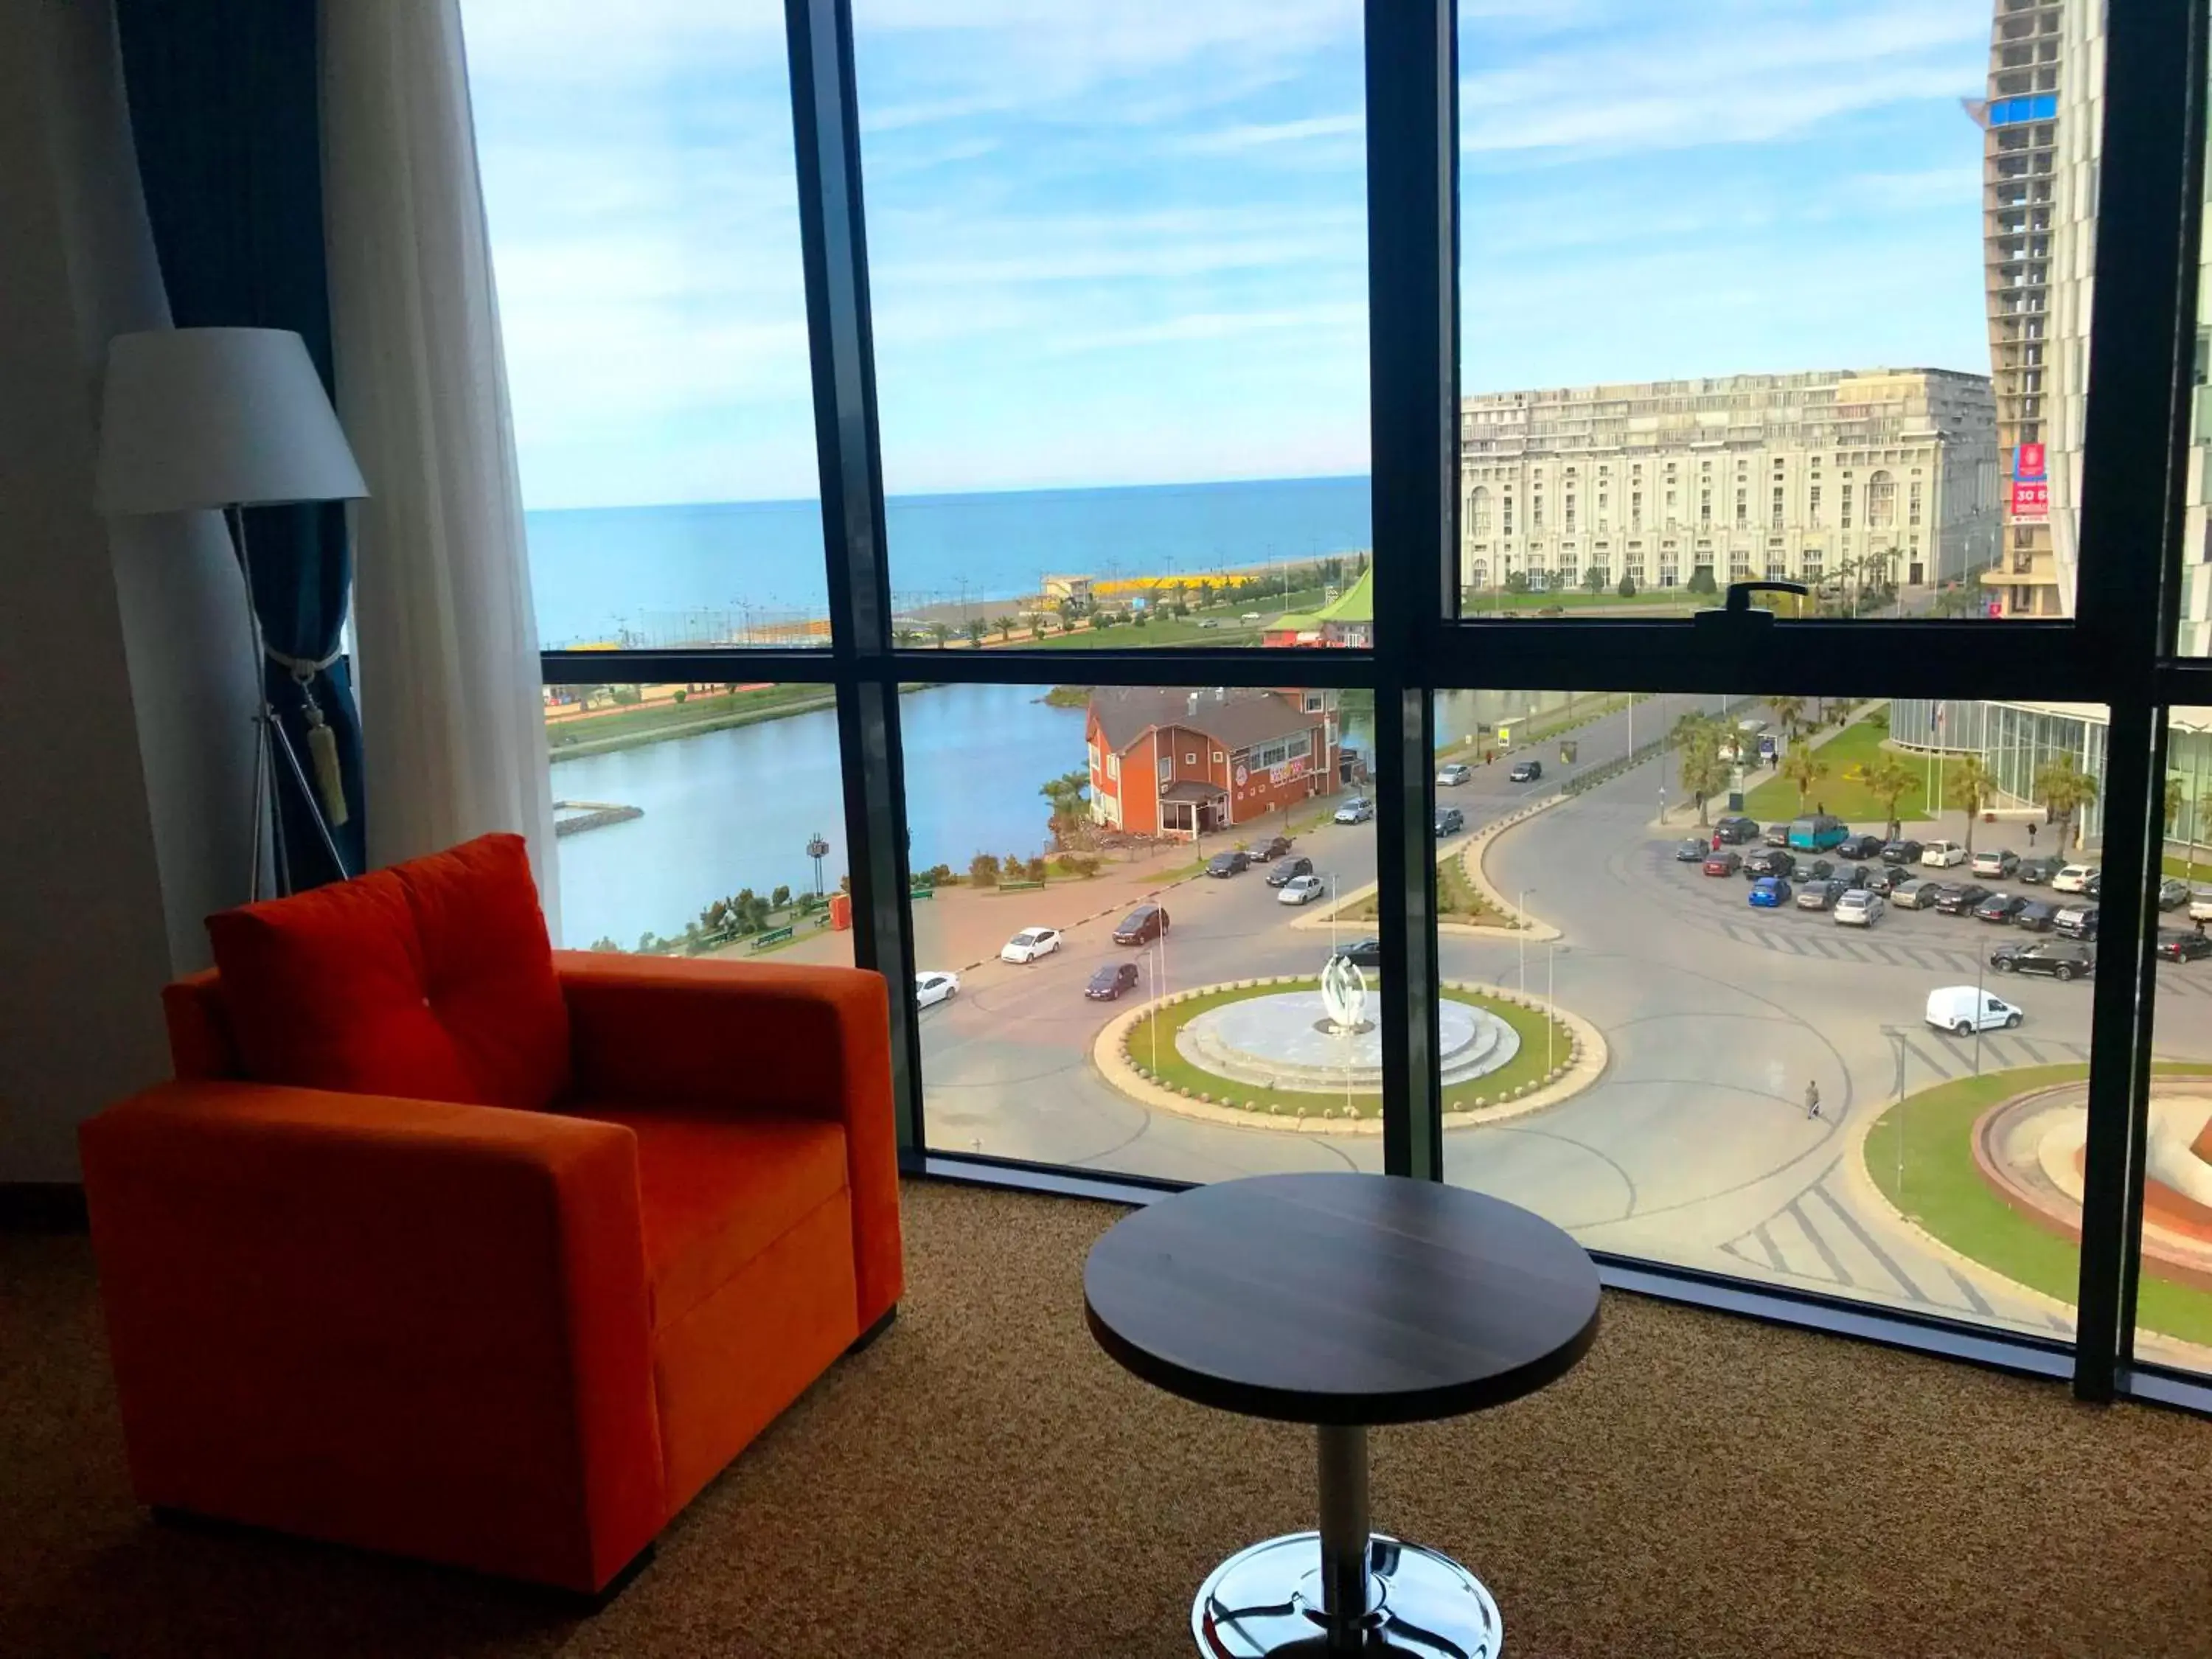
512, 0, 2210, 1412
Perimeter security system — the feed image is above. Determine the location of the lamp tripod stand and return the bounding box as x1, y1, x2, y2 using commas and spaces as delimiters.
225, 504, 350, 900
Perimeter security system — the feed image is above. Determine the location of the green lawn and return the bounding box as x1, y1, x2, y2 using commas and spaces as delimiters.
1458, 588, 1697, 616
1350, 851, 1509, 927
1124, 977, 1568, 1117
1863, 1062, 2212, 1349
1742, 715, 1981, 824
546, 682, 836, 761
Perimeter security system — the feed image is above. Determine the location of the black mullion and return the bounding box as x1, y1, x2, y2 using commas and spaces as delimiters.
786, 0, 924, 1152
2157, 4, 2211, 655
2067, 0, 2202, 1402
1365, 0, 1454, 1178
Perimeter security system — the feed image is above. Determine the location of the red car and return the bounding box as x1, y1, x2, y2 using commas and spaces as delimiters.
1703, 850, 1742, 877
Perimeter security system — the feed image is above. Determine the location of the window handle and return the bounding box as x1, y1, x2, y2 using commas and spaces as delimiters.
1693, 580, 1809, 636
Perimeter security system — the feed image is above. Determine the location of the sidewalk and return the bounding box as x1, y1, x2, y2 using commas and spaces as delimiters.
1649, 700, 1868, 833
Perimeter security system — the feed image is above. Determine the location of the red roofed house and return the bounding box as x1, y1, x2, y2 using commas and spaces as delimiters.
1085, 687, 1338, 840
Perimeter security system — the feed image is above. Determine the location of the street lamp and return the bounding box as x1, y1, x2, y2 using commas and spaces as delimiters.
806, 832, 830, 899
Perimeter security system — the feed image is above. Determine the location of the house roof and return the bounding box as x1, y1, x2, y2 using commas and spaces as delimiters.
1089, 686, 1318, 754
1160, 780, 1228, 803
1312, 566, 1373, 624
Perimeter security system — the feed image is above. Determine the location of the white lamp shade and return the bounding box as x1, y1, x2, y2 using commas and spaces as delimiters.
95, 327, 369, 515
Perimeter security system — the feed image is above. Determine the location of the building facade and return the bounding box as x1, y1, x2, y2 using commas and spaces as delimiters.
1085, 687, 1337, 839
1458, 369, 1999, 598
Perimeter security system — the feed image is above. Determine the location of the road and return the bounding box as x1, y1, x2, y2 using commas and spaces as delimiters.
915, 697, 2212, 1349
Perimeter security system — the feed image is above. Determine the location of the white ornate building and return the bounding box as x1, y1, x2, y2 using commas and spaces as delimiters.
1458, 368, 1999, 597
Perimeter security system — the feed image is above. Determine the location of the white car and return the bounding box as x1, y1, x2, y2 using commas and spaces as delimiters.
1436, 762, 1472, 787
2190, 892, 2212, 924
999, 927, 1062, 964
1920, 840, 1969, 868
914, 971, 959, 1008
1334, 796, 1375, 824
2053, 863, 2097, 894
1925, 984, 2023, 1035
1277, 874, 1326, 905
1834, 889, 1884, 928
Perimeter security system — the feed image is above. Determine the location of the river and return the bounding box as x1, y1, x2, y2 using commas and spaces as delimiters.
546, 683, 1572, 949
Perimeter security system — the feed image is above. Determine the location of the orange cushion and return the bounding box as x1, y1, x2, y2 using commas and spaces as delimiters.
571, 1105, 849, 1329
206, 834, 570, 1111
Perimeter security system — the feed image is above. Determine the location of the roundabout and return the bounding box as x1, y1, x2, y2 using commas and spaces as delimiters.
1091, 972, 1603, 1133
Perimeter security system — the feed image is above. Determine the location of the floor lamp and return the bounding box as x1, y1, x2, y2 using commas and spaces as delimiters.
94, 327, 369, 901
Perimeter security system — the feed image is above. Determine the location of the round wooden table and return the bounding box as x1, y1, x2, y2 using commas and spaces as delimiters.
1084, 1172, 1601, 1658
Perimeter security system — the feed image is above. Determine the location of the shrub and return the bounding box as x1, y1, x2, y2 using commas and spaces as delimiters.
591, 936, 625, 953
771, 884, 792, 909
1686, 566, 1719, 595
1617, 574, 1638, 598
969, 852, 1001, 887
1024, 855, 1048, 883
917, 862, 956, 888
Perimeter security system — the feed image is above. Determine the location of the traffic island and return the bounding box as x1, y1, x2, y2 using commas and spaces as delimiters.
1090, 974, 1606, 1133
1854, 1062, 2212, 1358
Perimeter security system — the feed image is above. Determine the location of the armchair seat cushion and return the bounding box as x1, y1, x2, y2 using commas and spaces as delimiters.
571, 1105, 849, 1329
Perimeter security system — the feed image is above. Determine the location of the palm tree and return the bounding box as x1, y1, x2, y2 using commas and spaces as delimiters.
1672, 712, 1730, 824
964, 616, 988, 647
1780, 748, 1828, 813
1950, 754, 1996, 858
929, 621, 951, 649
1767, 695, 1806, 742
2034, 753, 2101, 852
1860, 755, 1917, 843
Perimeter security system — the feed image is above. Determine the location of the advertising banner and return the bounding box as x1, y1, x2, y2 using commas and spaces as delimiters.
2010, 442, 2049, 521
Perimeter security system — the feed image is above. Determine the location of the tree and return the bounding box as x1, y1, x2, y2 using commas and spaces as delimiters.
2034, 753, 2100, 850
1040, 768, 1091, 848
1950, 754, 1996, 858
1581, 566, 1606, 594
1686, 566, 1718, 595
1860, 755, 1917, 843
1504, 571, 1531, 594
964, 616, 988, 647
1617, 573, 1638, 599
1767, 695, 1805, 742
992, 615, 1014, 641
930, 621, 951, 648
968, 852, 1001, 887
771, 883, 793, 910
1672, 712, 1731, 824
1780, 748, 1829, 813
2166, 773, 2188, 835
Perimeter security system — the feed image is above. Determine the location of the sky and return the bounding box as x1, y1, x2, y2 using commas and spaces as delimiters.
462, 0, 1997, 510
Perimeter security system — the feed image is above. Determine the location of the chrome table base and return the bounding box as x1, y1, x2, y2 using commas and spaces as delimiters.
1190, 1427, 1502, 1658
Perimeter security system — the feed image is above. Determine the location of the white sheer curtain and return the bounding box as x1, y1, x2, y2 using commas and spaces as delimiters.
320, 0, 558, 933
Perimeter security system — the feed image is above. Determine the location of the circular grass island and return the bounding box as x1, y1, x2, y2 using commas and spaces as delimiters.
1119, 975, 1579, 1124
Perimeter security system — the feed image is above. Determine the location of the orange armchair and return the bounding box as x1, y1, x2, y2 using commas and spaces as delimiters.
78, 838, 902, 1594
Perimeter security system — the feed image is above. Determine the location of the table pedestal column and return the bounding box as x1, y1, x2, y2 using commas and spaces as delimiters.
1189, 1423, 1503, 1658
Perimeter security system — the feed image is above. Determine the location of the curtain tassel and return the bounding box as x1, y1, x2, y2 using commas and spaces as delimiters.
293, 672, 351, 827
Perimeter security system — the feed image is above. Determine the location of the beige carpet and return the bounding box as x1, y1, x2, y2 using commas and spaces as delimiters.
5, 1179, 2211, 1658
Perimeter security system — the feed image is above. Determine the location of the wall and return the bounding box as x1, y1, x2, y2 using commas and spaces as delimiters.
0, 0, 257, 1182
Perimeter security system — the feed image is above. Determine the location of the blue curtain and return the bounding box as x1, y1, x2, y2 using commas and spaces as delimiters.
116, 0, 366, 889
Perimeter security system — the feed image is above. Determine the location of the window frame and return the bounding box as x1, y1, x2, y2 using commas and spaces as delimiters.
532, 0, 2211, 1410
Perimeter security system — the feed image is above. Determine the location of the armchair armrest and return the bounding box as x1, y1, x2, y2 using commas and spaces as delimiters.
554, 951, 902, 1327
78, 1081, 663, 1592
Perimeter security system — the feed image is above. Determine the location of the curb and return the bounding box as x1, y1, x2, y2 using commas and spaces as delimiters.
1088, 976, 1606, 1133
1465, 799, 1567, 941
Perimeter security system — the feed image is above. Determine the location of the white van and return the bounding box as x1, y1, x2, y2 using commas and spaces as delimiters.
1925, 985, 2023, 1036
1920, 841, 1969, 868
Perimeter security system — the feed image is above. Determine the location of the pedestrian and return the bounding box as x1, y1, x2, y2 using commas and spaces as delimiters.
2027, 820, 2038, 849
1804, 1079, 1821, 1120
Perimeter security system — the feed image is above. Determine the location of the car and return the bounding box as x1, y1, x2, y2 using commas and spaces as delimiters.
2013, 899, 2059, 932
1804, 858, 1838, 882
1239, 612, 1262, 624
1703, 849, 1742, 877
2189, 892, 2212, 923
1969, 848, 2021, 878
1743, 847, 1797, 879
1434, 807, 1466, 836
1674, 838, 1709, 861
1748, 876, 1792, 908
1975, 891, 2029, 923
1251, 835, 1295, 862
914, 970, 960, 1008
1835, 834, 1885, 860
1331, 936, 1383, 969
1933, 883, 1992, 915
2157, 929, 2212, 962
1206, 851, 1251, 877
1085, 961, 1141, 1001
1333, 796, 1376, 824
1794, 877, 1848, 911
2052, 863, 2097, 894
2017, 855, 2065, 885
1763, 822, 1792, 847
1921, 841, 1969, 869
1113, 903, 1169, 945
2085, 869, 2104, 897
999, 927, 1062, 964
1786, 813, 1849, 852
1834, 889, 1885, 927
2053, 903, 2100, 940
1926, 985, 2024, 1034
1507, 759, 1543, 782
1265, 855, 1315, 887
2157, 877, 2191, 911
1277, 874, 1326, 905
1862, 865, 1905, 896
1990, 941, 2095, 981
1436, 762, 1473, 786
1713, 815, 1760, 845
1881, 839, 1924, 865
1890, 878, 1938, 910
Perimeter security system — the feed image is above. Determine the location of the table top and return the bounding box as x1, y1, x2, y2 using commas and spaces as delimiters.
1083, 1173, 1601, 1427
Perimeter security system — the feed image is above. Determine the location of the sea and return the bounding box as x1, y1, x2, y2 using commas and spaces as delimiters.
524, 474, 1374, 647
